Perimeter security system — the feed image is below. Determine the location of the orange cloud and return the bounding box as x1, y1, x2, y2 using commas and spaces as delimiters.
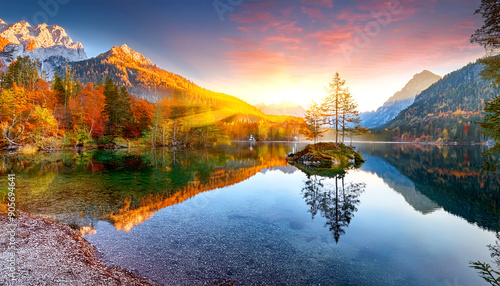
213, 0, 485, 110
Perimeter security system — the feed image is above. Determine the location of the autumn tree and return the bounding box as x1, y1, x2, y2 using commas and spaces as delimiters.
68, 83, 106, 140
348, 123, 369, 146
27, 105, 58, 147
0, 84, 32, 145
129, 98, 154, 138
471, 0, 500, 171
0, 83, 57, 147
303, 101, 326, 143
168, 103, 188, 146
323, 73, 348, 146
151, 98, 171, 146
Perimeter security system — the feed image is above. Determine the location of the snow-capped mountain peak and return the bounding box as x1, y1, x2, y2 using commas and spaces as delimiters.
0, 19, 87, 77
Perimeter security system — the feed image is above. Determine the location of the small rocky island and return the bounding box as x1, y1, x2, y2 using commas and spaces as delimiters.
287, 142, 365, 170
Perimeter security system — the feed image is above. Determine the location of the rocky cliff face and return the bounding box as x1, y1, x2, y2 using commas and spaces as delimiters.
0, 19, 87, 77
360, 70, 442, 128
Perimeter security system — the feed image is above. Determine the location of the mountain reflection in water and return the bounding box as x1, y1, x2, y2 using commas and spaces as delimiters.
2, 142, 499, 237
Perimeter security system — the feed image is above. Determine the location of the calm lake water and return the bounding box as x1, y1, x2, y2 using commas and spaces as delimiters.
3, 142, 500, 285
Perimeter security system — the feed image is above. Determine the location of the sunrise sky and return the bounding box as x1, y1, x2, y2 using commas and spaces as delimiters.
0, 0, 486, 112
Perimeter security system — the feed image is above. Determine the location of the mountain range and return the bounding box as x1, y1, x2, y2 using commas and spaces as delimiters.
0, 18, 497, 144
65, 44, 280, 123
379, 58, 499, 142
0, 19, 87, 77
360, 70, 442, 128
0, 19, 298, 125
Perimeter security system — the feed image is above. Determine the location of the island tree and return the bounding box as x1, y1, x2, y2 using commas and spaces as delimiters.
308, 72, 366, 146
322, 73, 347, 145
339, 87, 366, 143
303, 101, 326, 143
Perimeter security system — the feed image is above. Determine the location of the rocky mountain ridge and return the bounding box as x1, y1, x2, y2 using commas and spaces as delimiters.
0, 19, 87, 77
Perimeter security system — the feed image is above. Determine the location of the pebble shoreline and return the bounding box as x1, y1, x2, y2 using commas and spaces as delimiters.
0, 211, 158, 286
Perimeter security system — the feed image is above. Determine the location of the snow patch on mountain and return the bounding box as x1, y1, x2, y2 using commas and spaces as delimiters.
0, 19, 87, 77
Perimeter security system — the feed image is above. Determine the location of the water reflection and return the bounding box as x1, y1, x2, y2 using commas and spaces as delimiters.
356, 143, 500, 232
0, 143, 297, 233
2, 142, 499, 238
2, 142, 499, 285
302, 173, 365, 243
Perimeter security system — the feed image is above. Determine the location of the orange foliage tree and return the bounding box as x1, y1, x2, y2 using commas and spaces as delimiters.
68, 83, 106, 139
127, 98, 154, 138
0, 84, 58, 146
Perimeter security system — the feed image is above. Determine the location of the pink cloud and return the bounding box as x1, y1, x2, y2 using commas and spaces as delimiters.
266, 36, 301, 44
220, 0, 484, 91
277, 21, 303, 33
308, 29, 355, 48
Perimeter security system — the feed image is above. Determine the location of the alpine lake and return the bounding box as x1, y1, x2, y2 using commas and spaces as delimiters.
3, 142, 500, 285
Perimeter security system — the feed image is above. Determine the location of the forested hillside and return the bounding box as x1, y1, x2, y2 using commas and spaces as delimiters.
68, 45, 263, 117
376, 59, 500, 143
360, 70, 441, 128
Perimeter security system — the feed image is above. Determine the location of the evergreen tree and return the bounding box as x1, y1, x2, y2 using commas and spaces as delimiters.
471, 0, 500, 170
51, 74, 65, 105
339, 88, 360, 143
303, 101, 326, 143
480, 95, 500, 170
1, 56, 40, 90
120, 86, 133, 126
103, 77, 121, 136
62, 62, 81, 99
322, 73, 348, 146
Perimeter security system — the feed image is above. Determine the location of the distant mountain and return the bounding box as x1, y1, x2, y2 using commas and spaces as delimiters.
255, 101, 306, 117
66, 44, 296, 124
381, 58, 500, 142
0, 19, 87, 77
360, 70, 441, 128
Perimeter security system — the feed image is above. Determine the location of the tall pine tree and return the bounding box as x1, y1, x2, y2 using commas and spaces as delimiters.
1, 56, 40, 90
322, 73, 348, 147
104, 77, 121, 136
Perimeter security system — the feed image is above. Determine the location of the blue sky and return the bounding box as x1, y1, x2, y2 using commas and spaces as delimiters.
0, 0, 487, 111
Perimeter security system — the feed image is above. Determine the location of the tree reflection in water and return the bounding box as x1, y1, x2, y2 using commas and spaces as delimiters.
302, 173, 365, 243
